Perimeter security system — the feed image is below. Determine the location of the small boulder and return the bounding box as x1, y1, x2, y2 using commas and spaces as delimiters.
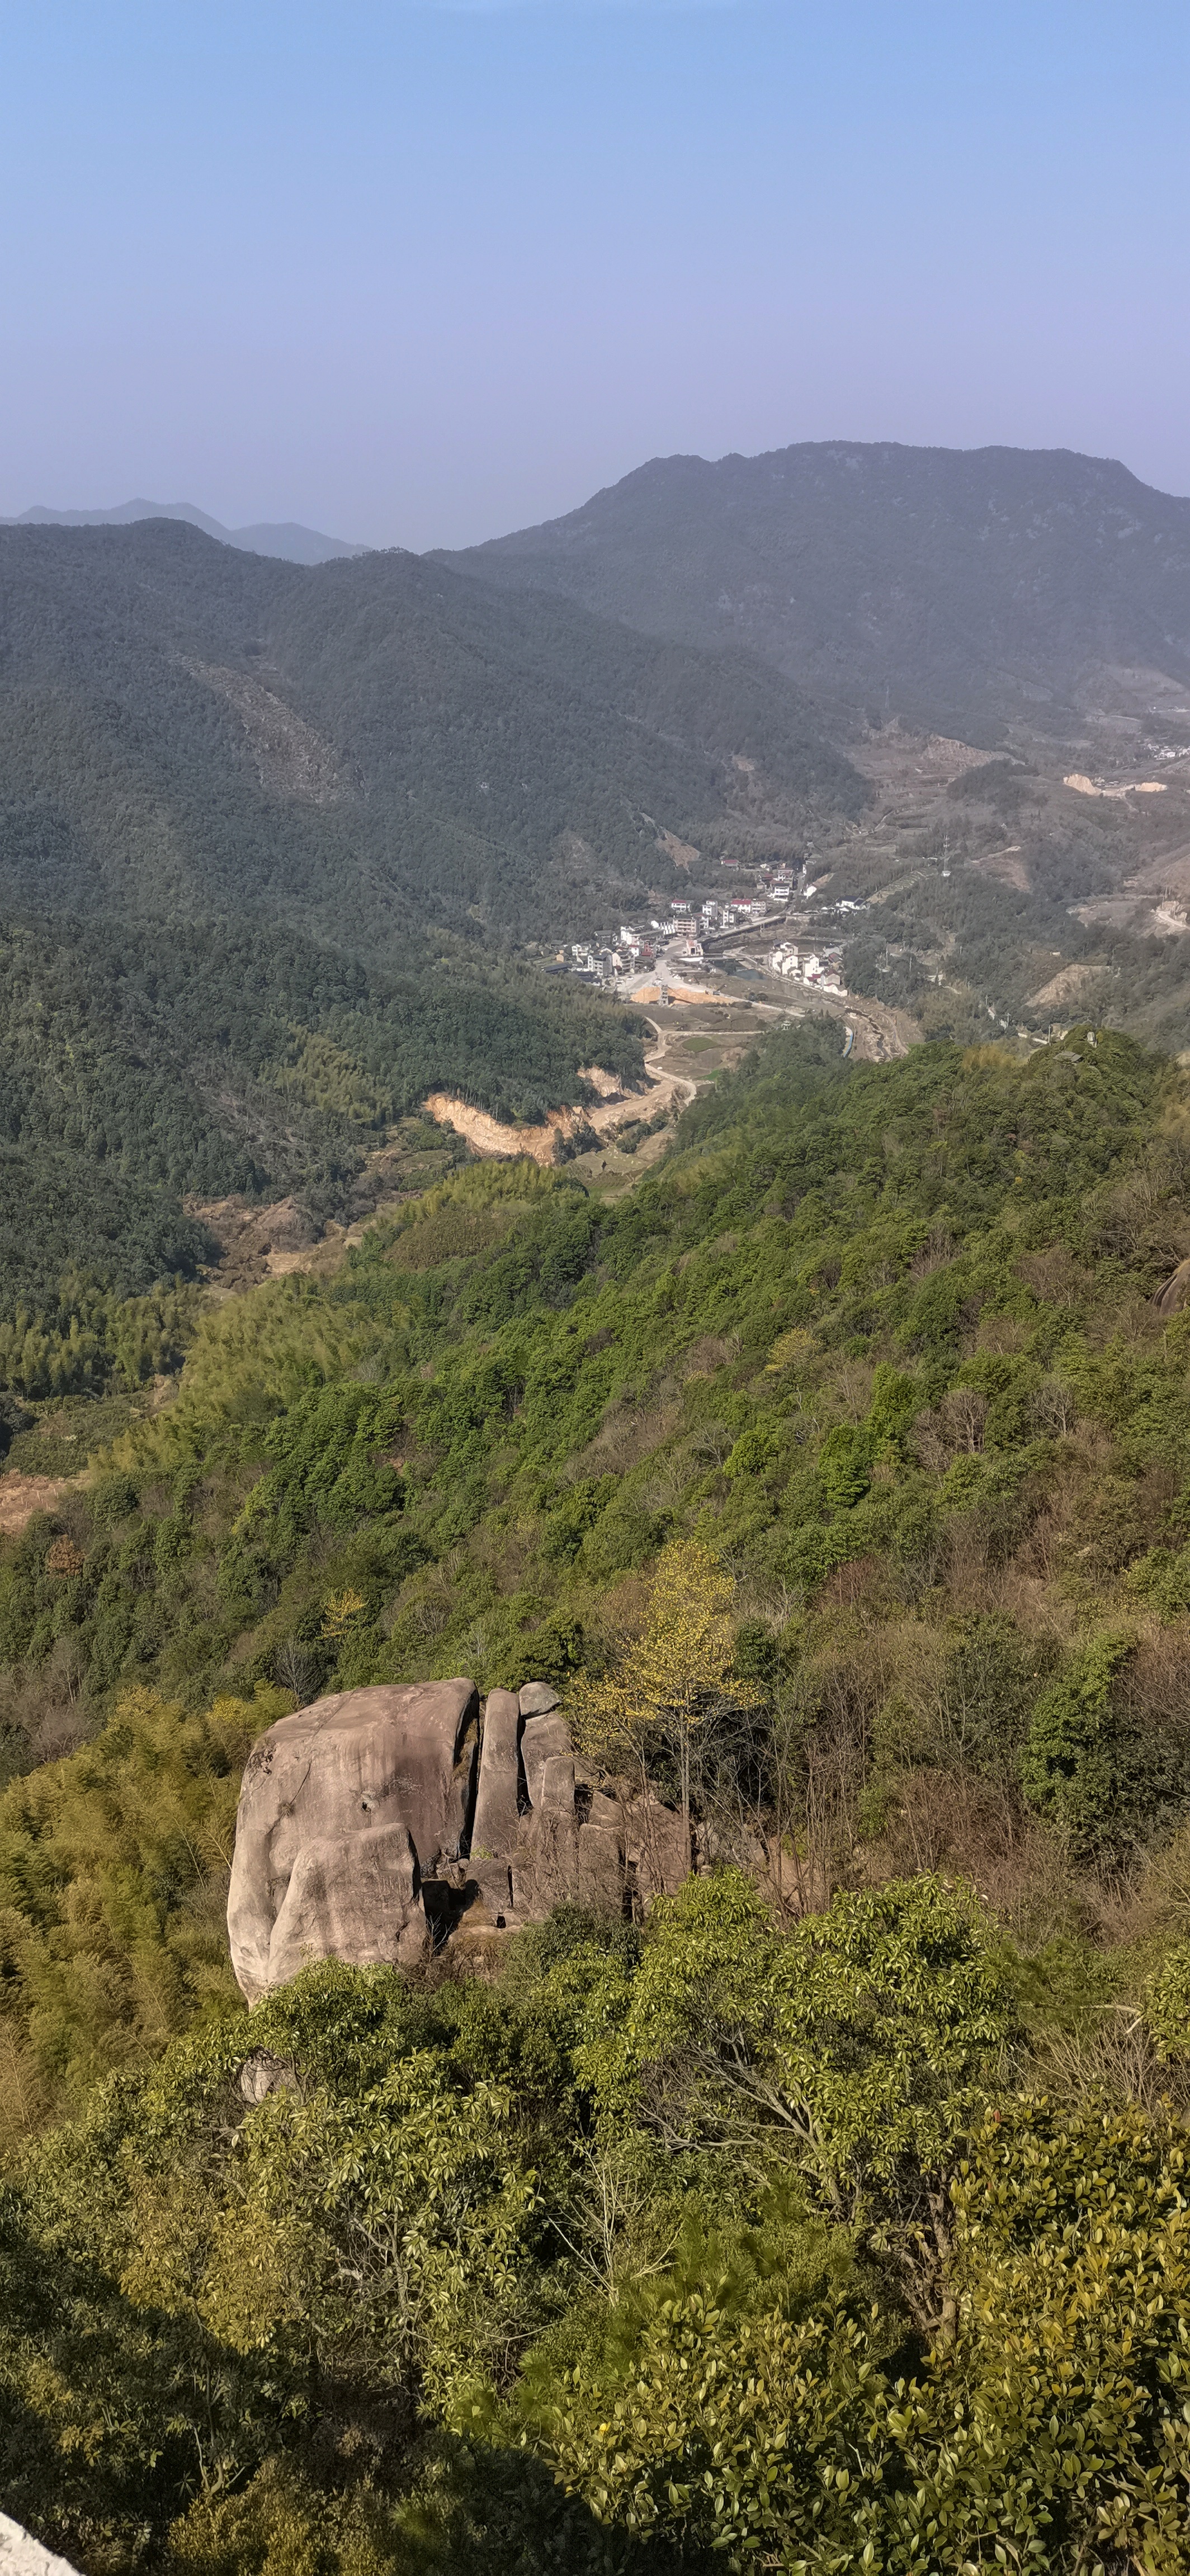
519, 1680, 560, 1716
238, 2049, 301, 2105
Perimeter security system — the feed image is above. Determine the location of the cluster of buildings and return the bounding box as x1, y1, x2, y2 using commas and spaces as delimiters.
767, 939, 847, 996
560, 867, 819, 991
697, 895, 770, 932
565, 891, 782, 986
565, 943, 638, 986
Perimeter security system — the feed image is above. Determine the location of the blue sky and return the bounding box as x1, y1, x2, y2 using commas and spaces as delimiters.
1, 1, 1187, 546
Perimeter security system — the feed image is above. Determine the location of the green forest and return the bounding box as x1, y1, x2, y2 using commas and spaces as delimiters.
0, 519, 862, 955
0, 514, 869, 1338
4, 1021, 1190, 2570
0, 911, 647, 1319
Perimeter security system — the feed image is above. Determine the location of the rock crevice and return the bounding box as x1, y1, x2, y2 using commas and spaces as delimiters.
228, 1675, 685, 1997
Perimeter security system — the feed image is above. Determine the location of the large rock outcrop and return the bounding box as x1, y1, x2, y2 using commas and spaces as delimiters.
228, 1679, 478, 2000
228, 1672, 687, 1996
1154, 1257, 1190, 1318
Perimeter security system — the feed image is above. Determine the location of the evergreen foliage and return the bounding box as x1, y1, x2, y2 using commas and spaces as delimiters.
0, 911, 649, 1320
0, 517, 861, 952
6, 1019, 1190, 2566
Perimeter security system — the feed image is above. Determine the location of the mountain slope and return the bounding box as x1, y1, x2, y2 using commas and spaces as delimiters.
6, 499, 367, 565
0, 518, 863, 951
0, 518, 861, 1300
6, 1023, 1190, 2572
440, 440, 1190, 733
0, 912, 654, 1317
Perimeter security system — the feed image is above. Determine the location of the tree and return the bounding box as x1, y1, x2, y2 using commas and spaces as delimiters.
577, 1869, 1013, 2337
539, 2100, 1190, 2574
567, 1539, 744, 1854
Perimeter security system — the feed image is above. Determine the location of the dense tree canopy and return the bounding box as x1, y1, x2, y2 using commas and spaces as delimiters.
4, 1020, 1190, 2569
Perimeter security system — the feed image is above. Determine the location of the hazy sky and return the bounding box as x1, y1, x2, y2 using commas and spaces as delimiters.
2, 1, 1187, 549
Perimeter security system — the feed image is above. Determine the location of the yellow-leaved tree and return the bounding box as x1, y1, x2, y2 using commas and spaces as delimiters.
568, 1538, 744, 1858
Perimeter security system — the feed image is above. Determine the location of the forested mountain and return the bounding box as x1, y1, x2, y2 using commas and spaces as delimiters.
5, 1022, 1190, 2570
0, 517, 861, 1295
441, 440, 1190, 732
0, 518, 860, 949
0, 914, 649, 1313
8, 481, 1190, 2573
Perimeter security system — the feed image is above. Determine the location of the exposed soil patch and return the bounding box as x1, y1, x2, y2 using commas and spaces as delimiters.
0, 1472, 75, 1536
190, 664, 344, 803
633, 981, 730, 1007
423, 1096, 592, 1167
1063, 772, 1167, 800
186, 1194, 321, 1291
1028, 960, 1101, 1010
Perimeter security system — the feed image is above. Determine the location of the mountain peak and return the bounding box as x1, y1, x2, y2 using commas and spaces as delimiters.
436, 438, 1190, 730
4, 498, 367, 566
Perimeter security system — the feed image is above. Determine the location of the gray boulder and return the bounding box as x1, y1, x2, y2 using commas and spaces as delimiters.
266, 1820, 428, 1988
0, 2516, 83, 2576
520, 1710, 573, 1808
228, 1679, 478, 1999
238, 2049, 301, 2104
519, 1680, 560, 1716
225, 1671, 690, 1986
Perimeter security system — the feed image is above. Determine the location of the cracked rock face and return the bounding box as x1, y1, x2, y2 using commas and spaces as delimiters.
228, 1680, 478, 2000
228, 1674, 689, 1995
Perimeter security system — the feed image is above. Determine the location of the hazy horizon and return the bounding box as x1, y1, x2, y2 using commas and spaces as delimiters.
2, 1, 1188, 551
7, 428, 1190, 569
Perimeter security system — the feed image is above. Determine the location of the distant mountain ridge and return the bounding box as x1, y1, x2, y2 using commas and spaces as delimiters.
0, 514, 858, 953
438, 440, 1190, 735
4, 498, 367, 566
